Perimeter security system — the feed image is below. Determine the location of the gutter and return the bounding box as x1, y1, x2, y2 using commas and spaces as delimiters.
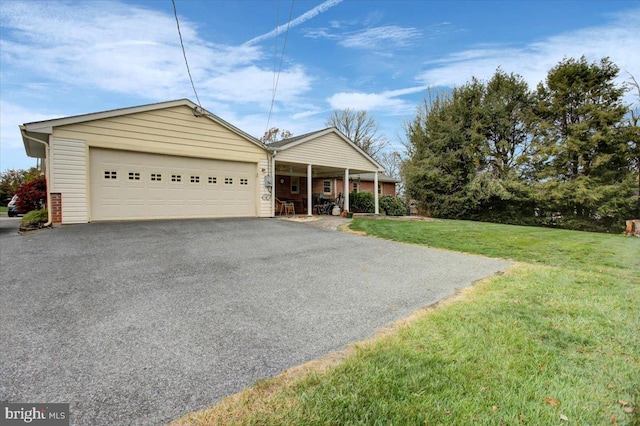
20, 129, 52, 227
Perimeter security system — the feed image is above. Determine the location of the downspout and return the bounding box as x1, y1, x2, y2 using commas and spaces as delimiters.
268, 148, 277, 217
20, 130, 52, 227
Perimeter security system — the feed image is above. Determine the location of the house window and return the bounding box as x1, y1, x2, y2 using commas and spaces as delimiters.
378, 183, 382, 195
291, 176, 299, 193
150, 173, 162, 182
225, 178, 233, 185
240, 178, 248, 186
128, 172, 140, 181
171, 174, 182, 182
352, 182, 359, 193
208, 177, 217, 184
323, 180, 331, 194
104, 170, 117, 180
190, 175, 200, 183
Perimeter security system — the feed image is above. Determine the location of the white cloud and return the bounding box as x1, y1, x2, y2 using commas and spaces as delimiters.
327, 86, 426, 113
417, 8, 640, 102
200, 65, 312, 105
304, 24, 421, 51
243, 0, 343, 46
0, 1, 309, 104
340, 26, 421, 49
0, 101, 63, 170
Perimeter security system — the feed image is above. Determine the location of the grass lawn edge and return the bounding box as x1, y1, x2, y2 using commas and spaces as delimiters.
168, 265, 521, 425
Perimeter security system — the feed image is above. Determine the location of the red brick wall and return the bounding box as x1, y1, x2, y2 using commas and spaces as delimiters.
338, 179, 397, 196
50, 193, 62, 224
274, 175, 397, 214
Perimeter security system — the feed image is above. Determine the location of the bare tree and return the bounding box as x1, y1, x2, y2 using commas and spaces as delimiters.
261, 127, 293, 144
627, 72, 640, 126
325, 109, 389, 159
377, 150, 403, 178
625, 72, 640, 214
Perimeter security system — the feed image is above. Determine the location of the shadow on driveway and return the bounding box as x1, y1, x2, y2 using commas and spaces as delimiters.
0, 218, 511, 425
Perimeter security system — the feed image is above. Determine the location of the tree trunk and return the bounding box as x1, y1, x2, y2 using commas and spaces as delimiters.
625, 219, 640, 237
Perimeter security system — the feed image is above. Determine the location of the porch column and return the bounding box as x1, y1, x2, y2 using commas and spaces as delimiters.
307, 164, 313, 216
344, 168, 350, 212
374, 171, 379, 215
271, 156, 276, 217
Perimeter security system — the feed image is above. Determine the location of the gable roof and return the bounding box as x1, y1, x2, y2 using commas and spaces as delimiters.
351, 172, 401, 183
266, 129, 327, 148
267, 127, 383, 171
21, 99, 264, 157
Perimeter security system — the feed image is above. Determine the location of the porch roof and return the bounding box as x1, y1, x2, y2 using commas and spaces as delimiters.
268, 127, 383, 174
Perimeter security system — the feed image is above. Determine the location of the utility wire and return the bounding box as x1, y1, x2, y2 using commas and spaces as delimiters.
272, 1, 280, 108
172, 0, 202, 108
265, 0, 295, 135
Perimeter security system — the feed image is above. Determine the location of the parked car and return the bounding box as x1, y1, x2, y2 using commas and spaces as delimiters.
7, 195, 21, 217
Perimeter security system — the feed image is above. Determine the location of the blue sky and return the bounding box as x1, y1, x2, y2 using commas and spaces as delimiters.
1, 0, 639, 171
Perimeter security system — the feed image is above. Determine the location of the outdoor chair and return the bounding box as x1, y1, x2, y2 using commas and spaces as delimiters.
276, 197, 295, 216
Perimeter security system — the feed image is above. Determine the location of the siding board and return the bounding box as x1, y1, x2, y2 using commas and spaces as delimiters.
50, 138, 88, 224
54, 105, 265, 163
276, 133, 378, 171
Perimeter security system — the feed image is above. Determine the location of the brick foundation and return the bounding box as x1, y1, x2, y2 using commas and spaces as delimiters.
50, 193, 62, 224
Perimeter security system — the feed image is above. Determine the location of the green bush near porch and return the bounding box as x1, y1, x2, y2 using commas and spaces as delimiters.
349, 191, 375, 213
379, 195, 407, 216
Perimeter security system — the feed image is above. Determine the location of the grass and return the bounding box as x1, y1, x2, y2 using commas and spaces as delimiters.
171, 218, 640, 426
0, 206, 7, 214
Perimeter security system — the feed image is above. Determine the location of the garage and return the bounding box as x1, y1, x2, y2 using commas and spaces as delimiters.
20, 98, 385, 225
20, 99, 272, 224
90, 148, 257, 221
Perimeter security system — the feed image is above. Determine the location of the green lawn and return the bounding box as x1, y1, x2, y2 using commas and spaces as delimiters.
172, 219, 640, 426
0, 206, 7, 214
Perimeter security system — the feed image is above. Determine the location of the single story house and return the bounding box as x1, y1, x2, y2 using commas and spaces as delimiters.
268, 130, 399, 215
21, 99, 393, 224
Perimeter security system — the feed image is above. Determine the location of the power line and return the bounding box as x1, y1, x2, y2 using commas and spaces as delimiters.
265, 0, 295, 135
272, 0, 280, 109
172, 0, 202, 108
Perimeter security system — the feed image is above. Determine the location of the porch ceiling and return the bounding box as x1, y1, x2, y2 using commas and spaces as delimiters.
274, 160, 374, 178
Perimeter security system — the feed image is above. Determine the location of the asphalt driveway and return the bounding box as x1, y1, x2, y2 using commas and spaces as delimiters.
0, 218, 510, 425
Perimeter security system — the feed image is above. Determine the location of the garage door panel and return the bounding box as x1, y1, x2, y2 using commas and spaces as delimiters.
90, 149, 256, 221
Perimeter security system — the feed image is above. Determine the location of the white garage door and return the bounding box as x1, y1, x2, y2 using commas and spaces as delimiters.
90, 148, 256, 221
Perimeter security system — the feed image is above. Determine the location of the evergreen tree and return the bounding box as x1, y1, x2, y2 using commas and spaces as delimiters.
532, 56, 634, 229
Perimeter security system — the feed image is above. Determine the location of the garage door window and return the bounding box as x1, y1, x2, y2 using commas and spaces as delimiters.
225, 178, 233, 185
240, 178, 248, 186
150, 173, 162, 182
208, 177, 217, 184
128, 172, 141, 181
104, 170, 117, 180
171, 174, 182, 182
190, 176, 200, 183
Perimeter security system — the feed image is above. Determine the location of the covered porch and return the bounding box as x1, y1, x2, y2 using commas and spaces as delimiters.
272, 160, 381, 216
267, 127, 385, 217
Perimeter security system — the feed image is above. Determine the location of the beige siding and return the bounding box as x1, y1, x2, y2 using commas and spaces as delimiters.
258, 159, 272, 217
276, 133, 378, 171
50, 137, 88, 224
52, 105, 265, 163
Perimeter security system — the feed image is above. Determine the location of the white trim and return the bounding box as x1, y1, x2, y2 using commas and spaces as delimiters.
307, 164, 312, 216
344, 168, 350, 213
374, 172, 379, 215
22, 99, 265, 150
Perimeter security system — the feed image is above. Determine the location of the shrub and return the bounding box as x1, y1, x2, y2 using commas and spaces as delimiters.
20, 209, 48, 229
380, 195, 407, 216
349, 191, 375, 213
15, 175, 46, 213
